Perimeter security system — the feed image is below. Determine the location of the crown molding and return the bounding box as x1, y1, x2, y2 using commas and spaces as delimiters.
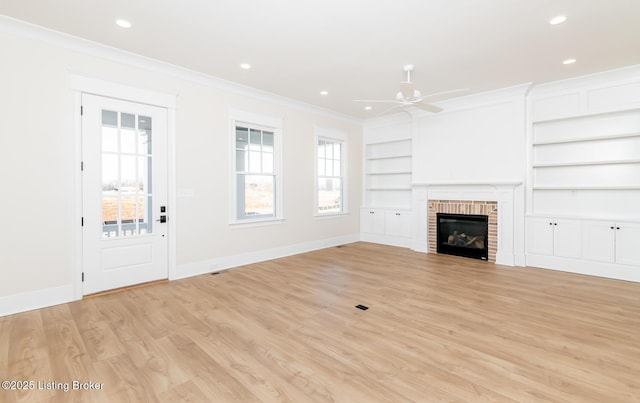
0, 15, 361, 125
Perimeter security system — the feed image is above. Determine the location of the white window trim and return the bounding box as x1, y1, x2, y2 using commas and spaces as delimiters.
229, 109, 283, 225
314, 126, 348, 217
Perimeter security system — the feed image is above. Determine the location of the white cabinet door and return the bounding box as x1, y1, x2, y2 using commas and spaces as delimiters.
553, 219, 582, 259
361, 208, 385, 234
582, 221, 616, 263
527, 217, 554, 255
615, 222, 640, 266
385, 210, 413, 237
397, 211, 413, 238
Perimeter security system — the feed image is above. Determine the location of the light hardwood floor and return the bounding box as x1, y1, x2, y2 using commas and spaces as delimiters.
1, 242, 640, 402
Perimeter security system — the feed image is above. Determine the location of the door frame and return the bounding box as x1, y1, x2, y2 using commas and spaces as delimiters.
71, 74, 177, 300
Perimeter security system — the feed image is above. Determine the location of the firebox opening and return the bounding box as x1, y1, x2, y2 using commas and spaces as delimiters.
436, 213, 489, 260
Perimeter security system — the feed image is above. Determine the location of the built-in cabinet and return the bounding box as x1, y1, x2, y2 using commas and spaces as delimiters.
526, 67, 640, 282
361, 117, 414, 248
582, 221, 640, 266
527, 217, 640, 268
527, 217, 582, 259
360, 208, 413, 247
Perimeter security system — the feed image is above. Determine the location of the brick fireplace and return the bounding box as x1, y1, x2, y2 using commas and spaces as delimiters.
411, 181, 523, 267
428, 200, 498, 262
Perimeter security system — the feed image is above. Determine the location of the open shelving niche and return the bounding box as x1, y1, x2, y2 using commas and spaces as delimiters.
530, 108, 640, 221
364, 138, 413, 209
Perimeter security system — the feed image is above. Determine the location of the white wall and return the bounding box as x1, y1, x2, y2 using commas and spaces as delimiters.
410, 85, 530, 266
0, 20, 362, 315
412, 84, 530, 184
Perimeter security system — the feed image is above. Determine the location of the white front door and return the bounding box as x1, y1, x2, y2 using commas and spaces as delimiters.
81, 94, 168, 295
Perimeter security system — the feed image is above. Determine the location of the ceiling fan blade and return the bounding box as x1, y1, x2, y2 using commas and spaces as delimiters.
419, 88, 470, 102
399, 81, 415, 99
413, 102, 443, 114
377, 104, 405, 116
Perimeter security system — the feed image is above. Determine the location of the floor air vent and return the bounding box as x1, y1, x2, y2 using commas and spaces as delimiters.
355, 304, 369, 310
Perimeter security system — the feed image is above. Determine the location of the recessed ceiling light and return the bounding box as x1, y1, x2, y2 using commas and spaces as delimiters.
364, 106, 372, 110
320, 91, 328, 95
115, 19, 132, 29
562, 58, 577, 65
549, 15, 567, 25
240, 63, 251, 70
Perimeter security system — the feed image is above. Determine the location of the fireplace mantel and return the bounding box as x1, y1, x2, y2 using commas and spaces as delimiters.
413, 180, 523, 187
412, 180, 524, 266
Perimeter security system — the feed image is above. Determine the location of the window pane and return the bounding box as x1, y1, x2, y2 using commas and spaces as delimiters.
250, 129, 261, 151
138, 115, 152, 155
102, 154, 118, 191
242, 174, 274, 217
120, 196, 137, 223
120, 155, 137, 194
262, 152, 273, 173
334, 160, 341, 177
249, 150, 261, 172
102, 110, 118, 127
143, 195, 153, 234
326, 159, 333, 176
121, 128, 136, 154
121, 113, 135, 129
318, 140, 325, 159
318, 178, 342, 213
102, 126, 118, 153
236, 149, 246, 172
334, 143, 341, 160
137, 156, 150, 193
325, 141, 333, 159
318, 159, 325, 176
102, 193, 118, 237
236, 127, 248, 148
263, 131, 274, 150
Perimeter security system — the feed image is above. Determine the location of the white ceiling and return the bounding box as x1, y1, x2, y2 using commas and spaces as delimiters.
2, 0, 640, 118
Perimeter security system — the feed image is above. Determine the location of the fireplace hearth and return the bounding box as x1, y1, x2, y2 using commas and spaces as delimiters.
437, 213, 489, 260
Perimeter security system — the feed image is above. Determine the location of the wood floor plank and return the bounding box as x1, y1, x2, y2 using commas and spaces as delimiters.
1, 242, 640, 401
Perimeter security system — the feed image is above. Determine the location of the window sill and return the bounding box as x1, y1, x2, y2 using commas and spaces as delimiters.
314, 211, 349, 220
229, 217, 285, 229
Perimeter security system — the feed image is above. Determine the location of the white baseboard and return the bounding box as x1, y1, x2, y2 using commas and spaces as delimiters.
360, 233, 413, 248
0, 284, 74, 317
526, 254, 640, 283
176, 233, 360, 280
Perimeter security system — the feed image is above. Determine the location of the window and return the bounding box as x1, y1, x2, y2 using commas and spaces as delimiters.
231, 111, 282, 223
316, 128, 347, 215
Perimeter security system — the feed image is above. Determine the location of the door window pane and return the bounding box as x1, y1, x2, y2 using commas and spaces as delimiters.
101, 110, 153, 238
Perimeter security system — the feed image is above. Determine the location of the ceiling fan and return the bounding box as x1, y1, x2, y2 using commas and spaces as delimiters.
354, 65, 468, 115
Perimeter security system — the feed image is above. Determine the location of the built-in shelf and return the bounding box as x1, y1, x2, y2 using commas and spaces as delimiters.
364, 137, 412, 210
530, 105, 640, 219
533, 185, 640, 191
533, 131, 640, 146
532, 107, 640, 125
367, 187, 412, 191
368, 171, 412, 175
533, 159, 640, 168
367, 155, 411, 161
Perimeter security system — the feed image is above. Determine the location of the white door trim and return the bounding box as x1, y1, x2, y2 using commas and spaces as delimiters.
71, 74, 177, 300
